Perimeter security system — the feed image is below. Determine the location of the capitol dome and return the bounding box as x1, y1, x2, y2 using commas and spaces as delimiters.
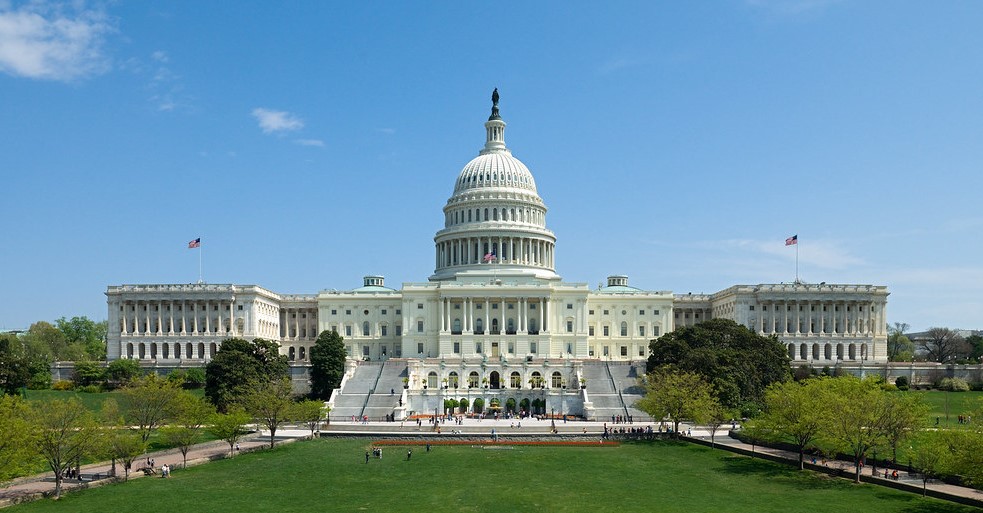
430, 90, 559, 282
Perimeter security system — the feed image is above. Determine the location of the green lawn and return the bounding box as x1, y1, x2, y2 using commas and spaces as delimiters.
8, 439, 976, 513
909, 390, 983, 427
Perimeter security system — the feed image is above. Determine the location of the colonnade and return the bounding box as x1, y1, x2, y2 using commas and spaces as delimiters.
279, 307, 318, 340
438, 296, 550, 335
435, 236, 554, 269
117, 299, 237, 337
756, 300, 884, 337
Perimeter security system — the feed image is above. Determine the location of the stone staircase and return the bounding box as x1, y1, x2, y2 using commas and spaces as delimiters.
329, 361, 384, 421
362, 360, 408, 420
583, 361, 651, 422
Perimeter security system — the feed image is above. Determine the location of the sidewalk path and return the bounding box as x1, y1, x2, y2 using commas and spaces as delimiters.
0, 428, 310, 508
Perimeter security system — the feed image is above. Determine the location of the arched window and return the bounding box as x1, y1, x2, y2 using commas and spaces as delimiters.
452, 319, 462, 334
174, 344, 181, 358
198, 343, 205, 359
510, 371, 521, 388
484, 208, 489, 221
209, 343, 217, 357
530, 371, 544, 388
150, 343, 158, 359
551, 371, 563, 388
300, 347, 306, 360
468, 371, 480, 388
468, 210, 472, 222
507, 318, 515, 334
491, 318, 499, 334
362, 321, 370, 336
448, 372, 459, 388
475, 318, 484, 334
620, 322, 628, 337
138, 343, 146, 359
126, 343, 134, 358
427, 372, 438, 389
289, 347, 296, 361
528, 319, 538, 334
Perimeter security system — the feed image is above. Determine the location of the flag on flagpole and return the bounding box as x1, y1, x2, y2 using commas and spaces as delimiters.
483, 249, 497, 263
188, 238, 201, 249
785, 235, 797, 246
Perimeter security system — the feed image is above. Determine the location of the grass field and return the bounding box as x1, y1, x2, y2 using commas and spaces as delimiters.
8, 439, 977, 513
909, 390, 983, 427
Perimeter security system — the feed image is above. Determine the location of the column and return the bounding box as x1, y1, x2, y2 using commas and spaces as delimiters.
193, 303, 199, 334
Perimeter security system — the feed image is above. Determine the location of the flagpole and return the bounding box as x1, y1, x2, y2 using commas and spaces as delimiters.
198, 239, 203, 284
795, 241, 799, 284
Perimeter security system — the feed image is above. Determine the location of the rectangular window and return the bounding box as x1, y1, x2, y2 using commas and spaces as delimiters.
639, 347, 646, 357
453, 342, 460, 354
238, 305, 243, 311
654, 310, 659, 315
417, 320, 424, 333
395, 325, 402, 336
566, 343, 572, 354
508, 304, 514, 309
603, 326, 610, 336
749, 306, 755, 311
589, 309, 594, 315
603, 310, 609, 315
603, 346, 609, 356
567, 303, 573, 309
475, 342, 482, 353
417, 343, 424, 354
454, 304, 461, 309
530, 342, 538, 353
653, 326, 661, 337
346, 309, 352, 315
492, 304, 498, 309
381, 309, 387, 315
639, 326, 645, 337
476, 304, 483, 310
417, 303, 423, 309
396, 309, 401, 315
762, 306, 768, 311
566, 320, 573, 333
331, 309, 337, 315
589, 326, 595, 336
381, 325, 388, 336
530, 304, 536, 310
362, 346, 370, 357
638, 310, 644, 315
330, 325, 337, 333
345, 326, 352, 337
621, 346, 628, 357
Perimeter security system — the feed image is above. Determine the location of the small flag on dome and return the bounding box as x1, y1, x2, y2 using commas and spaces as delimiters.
785, 235, 797, 246
483, 249, 497, 263
188, 238, 201, 249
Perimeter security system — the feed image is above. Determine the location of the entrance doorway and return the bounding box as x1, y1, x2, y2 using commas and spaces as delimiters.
491, 342, 500, 358
490, 371, 501, 389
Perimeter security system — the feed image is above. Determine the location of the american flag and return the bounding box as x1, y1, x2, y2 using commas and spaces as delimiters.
483, 249, 497, 263
785, 235, 797, 246
188, 238, 201, 249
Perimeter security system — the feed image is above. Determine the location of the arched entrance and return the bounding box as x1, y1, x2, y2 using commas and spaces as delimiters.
490, 371, 501, 389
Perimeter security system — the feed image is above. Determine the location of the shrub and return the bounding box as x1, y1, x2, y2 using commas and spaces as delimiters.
184, 368, 206, 389
793, 365, 813, 381
939, 377, 970, 392
79, 384, 103, 393
52, 380, 74, 391
894, 375, 910, 391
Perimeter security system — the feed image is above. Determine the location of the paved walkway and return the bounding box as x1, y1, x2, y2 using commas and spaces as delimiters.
0, 428, 311, 507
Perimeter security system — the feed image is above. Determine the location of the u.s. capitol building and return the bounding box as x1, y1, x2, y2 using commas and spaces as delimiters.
105, 92, 888, 420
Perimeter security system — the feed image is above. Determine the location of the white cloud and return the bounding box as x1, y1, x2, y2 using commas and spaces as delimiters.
251, 108, 304, 134
294, 138, 324, 147
0, 1, 113, 81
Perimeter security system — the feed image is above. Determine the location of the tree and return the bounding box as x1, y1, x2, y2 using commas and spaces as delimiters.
0, 395, 37, 481
824, 377, 891, 483
291, 399, 328, 438
120, 373, 182, 443
882, 392, 928, 464
72, 360, 105, 388
887, 322, 914, 362
756, 379, 830, 469
105, 359, 141, 388
32, 398, 100, 498
911, 431, 954, 496
704, 402, 732, 450
210, 407, 251, 457
22, 321, 73, 361
162, 391, 215, 468
646, 318, 790, 414
55, 316, 108, 361
635, 369, 715, 436
241, 378, 295, 449
919, 327, 970, 363
309, 330, 346, 400
205, 338, 289, 412
966, 334, 983, 362
100, 398, 146, 481
0, 334, 31, 395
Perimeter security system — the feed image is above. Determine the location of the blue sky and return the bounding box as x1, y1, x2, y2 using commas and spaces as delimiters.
1, 1, 981, 333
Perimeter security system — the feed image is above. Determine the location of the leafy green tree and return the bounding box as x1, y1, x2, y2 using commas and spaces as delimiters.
72, 360, 105, 388
162, 391, 215, 468
55, 316, 108, 361
100, 398, 145, 480
824, 377, 891, 483
205, 338, 289, 412
120, 374, 182, 443
756, 379, 830, 469
704, 402, 732, 449
309, 330, 346, 400
636, 369, 715, 436
105, 359, 141, 388
0, 334, 31, 395
23, 321, 73, 361
966, 334, 983, 362
210, 407, 251, 457
911, 431, 955, 495
291, 399, 328, 437
0, 395, 37, 481
32, 398, 100, 498
882, 391, 928, 464
887, 322, 915, 361
241, 378, 295, 449
647, 318, 790, 414
184, 367, 206, 389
